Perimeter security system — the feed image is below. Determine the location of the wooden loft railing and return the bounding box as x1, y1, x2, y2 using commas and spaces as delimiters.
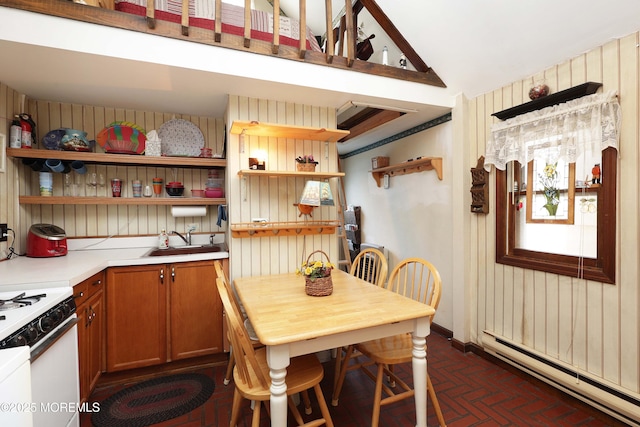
0, 0, 446, 87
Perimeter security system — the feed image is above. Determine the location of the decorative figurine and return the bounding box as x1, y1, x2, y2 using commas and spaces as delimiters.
399, 54, 407, 69
591, 164, 601, 184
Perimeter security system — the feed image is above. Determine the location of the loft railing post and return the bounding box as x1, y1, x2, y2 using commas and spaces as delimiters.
344, 0, 355, 67
181, 0, 189, 36
214, 0, 222, 42
272, 0, 280, 54
324, 0, 334, 63
145, 0, 155, 29
243, 0, 251, 48
298, 0, 307, 58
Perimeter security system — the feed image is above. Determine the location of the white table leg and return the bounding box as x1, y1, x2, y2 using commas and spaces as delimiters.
266, 345, 290, 427
413, 317, 430, 427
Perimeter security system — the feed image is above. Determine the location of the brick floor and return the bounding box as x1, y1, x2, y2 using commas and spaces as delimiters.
81, 332, 627, 426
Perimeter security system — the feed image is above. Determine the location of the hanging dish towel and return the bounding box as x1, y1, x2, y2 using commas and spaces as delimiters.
216, 205, 227, 227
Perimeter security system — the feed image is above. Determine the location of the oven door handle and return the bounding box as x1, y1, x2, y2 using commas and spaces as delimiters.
30, 317, 78, 363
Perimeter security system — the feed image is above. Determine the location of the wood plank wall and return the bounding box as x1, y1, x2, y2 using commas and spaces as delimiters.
3, 94, 225, 251
0, 83, 23, 257
226, 95, 340, 281
467, 32, 639, 396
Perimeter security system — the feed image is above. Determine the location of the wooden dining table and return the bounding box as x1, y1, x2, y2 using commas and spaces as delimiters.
233, 269, 436, 427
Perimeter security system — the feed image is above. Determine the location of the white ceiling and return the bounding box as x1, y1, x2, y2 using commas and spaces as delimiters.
289, 0, 640, 100
1, 1, 639, 155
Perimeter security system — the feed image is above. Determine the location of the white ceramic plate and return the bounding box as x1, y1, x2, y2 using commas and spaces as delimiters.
158, 119, 205, 157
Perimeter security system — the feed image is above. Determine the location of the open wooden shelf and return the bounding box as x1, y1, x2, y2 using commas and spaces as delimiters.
230, 121, 349, 142
237, 169, 345, 179
491, 82, 602, 120
19, 196, 225, 205
370, 157, 443, 187
7, 148, 226, 168
231, 221, 339, 238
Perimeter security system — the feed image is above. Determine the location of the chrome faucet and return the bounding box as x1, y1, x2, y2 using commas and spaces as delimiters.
170, 230, 191, 246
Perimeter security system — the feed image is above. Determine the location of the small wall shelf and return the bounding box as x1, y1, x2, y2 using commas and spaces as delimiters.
237, 169, 345, 179
230, 221, 339, 238
230, 121, 349, 142
491, 82, 602, 121
19, 196, 225, 206
370, 157, 443, 187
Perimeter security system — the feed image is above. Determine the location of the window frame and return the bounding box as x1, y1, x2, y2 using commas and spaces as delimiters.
495, 147, 616, 284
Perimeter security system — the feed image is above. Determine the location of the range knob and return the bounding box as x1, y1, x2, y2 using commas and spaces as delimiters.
50, 308, 63, 323
25, 325, 38, 342
38, 316, 53, 333
12, 334, 28, 347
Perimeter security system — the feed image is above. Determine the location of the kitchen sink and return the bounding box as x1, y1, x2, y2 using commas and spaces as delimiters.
144, 244, 226, 257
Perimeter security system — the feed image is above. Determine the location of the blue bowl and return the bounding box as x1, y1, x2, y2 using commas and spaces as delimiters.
42, 128, 66, 150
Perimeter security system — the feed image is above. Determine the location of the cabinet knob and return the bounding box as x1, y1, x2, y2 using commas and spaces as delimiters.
171, 267, 176, 282
160, 268, 164, 284
92, 279, 102, 286
74, 291, 84, 299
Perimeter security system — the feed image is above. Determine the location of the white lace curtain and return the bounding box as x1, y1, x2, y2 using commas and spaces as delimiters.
484, 91, 621, 171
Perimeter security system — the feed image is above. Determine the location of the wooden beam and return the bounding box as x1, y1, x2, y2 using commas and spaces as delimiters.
339, 109, 403, 142
359, 0, 429, 72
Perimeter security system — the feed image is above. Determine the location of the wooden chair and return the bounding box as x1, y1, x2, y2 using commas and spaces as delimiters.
214, 261, 262, 386
333, 257, 446, 427
216, 278, 334, 427
349, 247, 388, 287
332, 248, 388, 400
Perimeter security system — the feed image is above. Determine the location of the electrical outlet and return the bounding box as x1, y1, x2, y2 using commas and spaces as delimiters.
0, 224, 7, 242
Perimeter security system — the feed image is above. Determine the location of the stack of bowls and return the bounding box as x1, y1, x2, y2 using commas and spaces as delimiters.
205, 177, 224, 198
165, 181, 185, 197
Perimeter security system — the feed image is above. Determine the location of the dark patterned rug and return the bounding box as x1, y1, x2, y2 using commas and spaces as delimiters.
91, 373, 215, 427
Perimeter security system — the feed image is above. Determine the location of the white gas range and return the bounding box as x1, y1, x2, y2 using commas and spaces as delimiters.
0, 287, 79, 427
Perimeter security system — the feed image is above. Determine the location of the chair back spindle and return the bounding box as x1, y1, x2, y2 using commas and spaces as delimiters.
386, 257, 441, 318
349, 247, 388, 287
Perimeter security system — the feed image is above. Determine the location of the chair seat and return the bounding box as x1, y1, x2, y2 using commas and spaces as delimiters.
234, 348, 325, 401
356, 333, 415, 365
244, 318, 259, 341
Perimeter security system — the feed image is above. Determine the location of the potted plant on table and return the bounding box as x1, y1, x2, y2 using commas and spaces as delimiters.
295, 155, 318, 172
296, 250, 334, 296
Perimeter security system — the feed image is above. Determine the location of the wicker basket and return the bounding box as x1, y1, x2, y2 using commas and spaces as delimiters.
304, 250, 333, 296
296, 162, 317, 172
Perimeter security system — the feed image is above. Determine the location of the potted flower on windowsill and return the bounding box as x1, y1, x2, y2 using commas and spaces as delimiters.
539, 162, 560, 216
296, 250, 334, 296
295, 155, 318, 172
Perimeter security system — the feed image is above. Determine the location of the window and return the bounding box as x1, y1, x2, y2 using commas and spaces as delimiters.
485, 90, 620, 284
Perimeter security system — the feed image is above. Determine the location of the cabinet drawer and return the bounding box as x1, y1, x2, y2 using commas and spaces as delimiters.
74, 271, 105, 307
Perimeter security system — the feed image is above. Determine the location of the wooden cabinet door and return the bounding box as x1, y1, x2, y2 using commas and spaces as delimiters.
169, 260, 223, 360
106, 265, 167, 372
86, 290, 104, 393
76, 299, 89, 402
74, 271, 104, 403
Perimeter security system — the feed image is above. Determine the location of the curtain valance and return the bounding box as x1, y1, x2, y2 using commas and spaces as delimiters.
484, 91, 621, 171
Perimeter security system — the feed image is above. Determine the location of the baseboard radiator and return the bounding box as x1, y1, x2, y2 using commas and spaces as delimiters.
482, 331, 640, 426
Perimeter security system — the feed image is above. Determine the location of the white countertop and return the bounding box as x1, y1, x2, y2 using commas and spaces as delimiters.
0, 235, 228, 292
